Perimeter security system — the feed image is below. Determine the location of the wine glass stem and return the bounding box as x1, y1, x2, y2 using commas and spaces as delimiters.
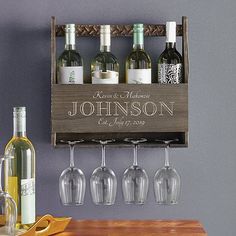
164, 145, 170, 167
0, 158, 3, 192
133, 144, 138, 166
101, 144, 106, 167
69, 144, 75, 168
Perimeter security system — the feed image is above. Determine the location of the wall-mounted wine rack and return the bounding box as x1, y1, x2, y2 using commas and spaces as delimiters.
51, 16, 189, 147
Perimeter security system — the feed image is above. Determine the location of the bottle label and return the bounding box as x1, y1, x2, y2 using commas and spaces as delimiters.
158, 63, 182, 84
92, 70, 119, 84
59, 66, 83, 84
21, 178, 35, 224
127, 69, 151, 84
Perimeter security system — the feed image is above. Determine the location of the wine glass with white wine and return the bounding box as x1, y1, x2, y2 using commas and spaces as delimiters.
0, 155, 17, 236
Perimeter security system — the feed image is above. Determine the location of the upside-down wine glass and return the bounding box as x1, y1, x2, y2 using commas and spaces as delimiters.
90, 140, 117, 205
154, 139, 181, 205
59, 140, 86, 206
122, 138, 149, 204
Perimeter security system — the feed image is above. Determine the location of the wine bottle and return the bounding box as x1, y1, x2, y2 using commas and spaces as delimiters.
126, 24, 152, 84
91, 25, 119, 84
5, 107, 36, 229
57, 24, 83, 84
157, 21, 183, 84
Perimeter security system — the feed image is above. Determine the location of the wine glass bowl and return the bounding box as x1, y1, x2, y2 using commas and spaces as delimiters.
90, 139, 117, 205
153, 139, 181, 205
90, 166, 117, 205
122, 165, 149, 204
59, 140, 86, 206
59, 167, 86, 206
122, 138, 149, 205
154, 167, 180, 205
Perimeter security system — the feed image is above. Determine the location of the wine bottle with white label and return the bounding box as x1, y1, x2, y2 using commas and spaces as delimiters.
91, 25, 119, 84
5, 107, 35, 229
57, 24, 83, 84
157, 21, 183, 84
126, 24, 152, 84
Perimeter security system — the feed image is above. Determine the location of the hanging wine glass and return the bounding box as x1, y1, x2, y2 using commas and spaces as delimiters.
90, 139, 117, 205
59, 140, 86, 206
0, 155, 17, 236
122, 138, 149, 204
154, 139, 181, 205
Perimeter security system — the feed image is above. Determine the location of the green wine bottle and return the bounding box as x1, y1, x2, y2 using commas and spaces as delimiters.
157, 21, 183, 84
91, 25, 119, 84
126, 24, 152, 84
57, 24, 83, 84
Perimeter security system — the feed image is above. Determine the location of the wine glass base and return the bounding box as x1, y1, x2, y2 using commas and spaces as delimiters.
155, 201, 178, 205
61, 202, 84, 206
93, 202, 115, 206
124, 201, 145, 205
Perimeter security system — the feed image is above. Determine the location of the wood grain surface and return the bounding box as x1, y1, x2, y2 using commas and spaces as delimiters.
52, 84, 188, 132
51, 84, 188, 146
54, 220, 207, 236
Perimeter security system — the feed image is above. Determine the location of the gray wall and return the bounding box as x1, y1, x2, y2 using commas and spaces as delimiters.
0, 0, 235, 235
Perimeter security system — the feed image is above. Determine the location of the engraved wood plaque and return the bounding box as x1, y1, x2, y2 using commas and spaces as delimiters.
51, 84, 188, 146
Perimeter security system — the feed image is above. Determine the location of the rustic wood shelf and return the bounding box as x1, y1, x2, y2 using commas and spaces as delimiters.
53, 219, 207, 236
51, 16, 189, 147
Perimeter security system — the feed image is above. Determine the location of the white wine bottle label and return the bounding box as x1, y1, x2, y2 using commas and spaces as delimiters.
21, 178, 35, 224
92, 70, 119, 84
127, 69, 151, 84
158, 63, 182, 84
59, 66, 83, 84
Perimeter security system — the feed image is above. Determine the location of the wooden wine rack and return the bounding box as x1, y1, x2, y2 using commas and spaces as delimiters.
51, 16, 189, 147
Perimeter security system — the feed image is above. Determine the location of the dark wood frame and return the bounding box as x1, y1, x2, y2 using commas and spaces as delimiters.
51, 16, 189, 147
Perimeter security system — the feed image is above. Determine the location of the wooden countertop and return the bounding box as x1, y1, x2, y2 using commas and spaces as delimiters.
55, 220, 207, 236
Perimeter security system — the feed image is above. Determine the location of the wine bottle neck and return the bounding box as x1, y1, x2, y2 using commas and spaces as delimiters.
100, 45, 110, 52
65, 29, 76, 50
133, 30, 144, 50
165, 42, 176, 49
100, 25, 111, 52
133, 44, 144, 50
13, 108, 27, 137
166, 21, 176, 45
13, 119, 27, 137
65, 44, 76, 50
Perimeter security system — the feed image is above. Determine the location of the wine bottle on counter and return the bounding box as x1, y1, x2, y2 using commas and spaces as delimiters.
91, 25, 119, 84
57, 24, 84, 84
157, 21, 183, 84
5, 107, 36, 229
126, 24, 152, 84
